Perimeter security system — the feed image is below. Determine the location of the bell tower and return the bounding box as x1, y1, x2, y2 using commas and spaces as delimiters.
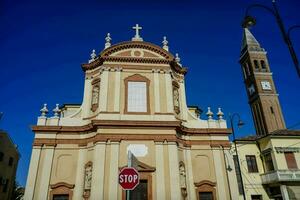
239, 28, 286, 135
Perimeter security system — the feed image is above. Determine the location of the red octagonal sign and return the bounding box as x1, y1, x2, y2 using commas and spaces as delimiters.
119, 167, 140, 190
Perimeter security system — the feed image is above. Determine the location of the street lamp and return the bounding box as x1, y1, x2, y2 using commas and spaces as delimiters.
229, 113, 246, 200
242, 0, 300, 78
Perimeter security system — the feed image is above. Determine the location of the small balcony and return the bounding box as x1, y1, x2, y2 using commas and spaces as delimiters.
261, 170, 300, 184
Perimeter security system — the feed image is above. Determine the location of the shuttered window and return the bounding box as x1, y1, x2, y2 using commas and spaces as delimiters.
284, 152, 298, 169
246, 155, 258, 173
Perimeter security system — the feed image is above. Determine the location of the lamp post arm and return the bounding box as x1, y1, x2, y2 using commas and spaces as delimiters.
245, 4, 276, 18
288, 25, 300, 39
272, 1, 300, 77
229, 113, 246, 200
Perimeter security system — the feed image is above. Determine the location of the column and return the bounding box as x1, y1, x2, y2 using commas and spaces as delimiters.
165, 72, 173, 113
108, 142, 120, 199
212, 148, 227, 199
153, 70, 161, 113
168, 142, 181, 200
90, 142, 106, 200
280, 185, 290, 200
113, 68, 121, 112
24, 147, 41, 200
185, 149, 197, 200
73, 148, 87, 199
37, 147, 55, 200
179, 81, 188, 120
99, 69, 109, 112
82, 78, 92, 118
155, 142, 166, 199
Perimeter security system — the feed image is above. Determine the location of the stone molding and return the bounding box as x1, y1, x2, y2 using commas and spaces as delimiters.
50, 182, 74, 200
33, 134, 230, 148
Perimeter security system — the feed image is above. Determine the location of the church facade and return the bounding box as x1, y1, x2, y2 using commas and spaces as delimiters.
24, 25, 238, 200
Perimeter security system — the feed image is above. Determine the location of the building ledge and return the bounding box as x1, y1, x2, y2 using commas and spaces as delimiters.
261, 170, 300, 184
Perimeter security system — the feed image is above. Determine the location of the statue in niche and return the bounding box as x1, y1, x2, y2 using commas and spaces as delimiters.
83, 162, 92, 199
91, 85, 99, 111
173, 88, 180, 114
179, 162, 187, 198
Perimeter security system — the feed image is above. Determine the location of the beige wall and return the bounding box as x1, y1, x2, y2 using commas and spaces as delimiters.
0, 132, 19, 200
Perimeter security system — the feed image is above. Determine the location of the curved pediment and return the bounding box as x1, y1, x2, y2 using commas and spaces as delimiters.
100, 41, 174, 60
81, 41, 187, 74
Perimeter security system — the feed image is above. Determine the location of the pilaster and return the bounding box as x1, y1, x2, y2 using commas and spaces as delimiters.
73, 148, 87, 199
155, 142, 166, 199
212, 148, 227, 200
37, 146, 55, 200
24, 147, 42, 200
184, 149, 197, 200
90, 142, 106, 200
99, 69, 109, 112
153, 69, 161, 113
82, 78, 92, 118
113, 68, 122, 112
108, 142, 120, 199
168, 142, 181, 200
165, 71, 173, 113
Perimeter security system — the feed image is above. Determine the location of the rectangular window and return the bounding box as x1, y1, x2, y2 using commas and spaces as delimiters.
264, 153, 274, 171
284, 152, 298, 169
53, 194, 69, 200
246, 155, 258, 173
127, 82, 147, 112
251, 195, 262, 200
233, 155, 243, 194
199, 192, 213, 200
9, 157, 13, 166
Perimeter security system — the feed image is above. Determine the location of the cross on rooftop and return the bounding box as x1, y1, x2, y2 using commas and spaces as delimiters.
132, 24, 143, 41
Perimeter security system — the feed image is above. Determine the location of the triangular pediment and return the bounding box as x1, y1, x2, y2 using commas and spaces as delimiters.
120, 160, 156, 172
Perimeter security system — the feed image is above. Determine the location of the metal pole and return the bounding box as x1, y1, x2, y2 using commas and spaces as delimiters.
272, 1, 300, 77
126, 151, 132, 200
230, 115, 246, 200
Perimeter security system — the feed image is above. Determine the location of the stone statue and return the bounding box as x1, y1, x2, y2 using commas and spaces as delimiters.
173, 89, 179, 107
179, 163, 186, 188
91, 86, 99, 105
84, 164, 92, 190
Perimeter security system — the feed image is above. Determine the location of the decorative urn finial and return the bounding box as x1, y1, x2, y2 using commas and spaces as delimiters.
53, 104, 61, 117
162, 36, 169, 51
206, 107, 213, 119
89, 49, 97, 63
105, 33, 112, 49
40, 103, 48, 117
175, 53, 181, 63
217, 107, 224, 120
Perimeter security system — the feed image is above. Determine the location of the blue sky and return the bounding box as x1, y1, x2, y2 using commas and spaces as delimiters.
1, 0, 299, 186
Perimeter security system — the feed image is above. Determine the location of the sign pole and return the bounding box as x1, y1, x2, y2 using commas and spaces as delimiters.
126, 151, 132, 200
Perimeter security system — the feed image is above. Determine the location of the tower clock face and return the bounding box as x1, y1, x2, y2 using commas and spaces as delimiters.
261, 81, 272, 90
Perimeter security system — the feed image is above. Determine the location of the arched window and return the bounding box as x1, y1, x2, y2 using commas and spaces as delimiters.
254, 60, 259, 70
261, 60, 267, 71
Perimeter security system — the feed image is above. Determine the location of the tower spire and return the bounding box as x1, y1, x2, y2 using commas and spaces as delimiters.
241, 28, 264, 53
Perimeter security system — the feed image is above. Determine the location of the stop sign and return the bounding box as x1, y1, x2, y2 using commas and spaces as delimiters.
119, 167, 140, 190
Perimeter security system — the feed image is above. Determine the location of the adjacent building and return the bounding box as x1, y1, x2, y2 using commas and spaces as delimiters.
231, 28, 300, 200
24, 25, 237, 200
0, 130, 20, 200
